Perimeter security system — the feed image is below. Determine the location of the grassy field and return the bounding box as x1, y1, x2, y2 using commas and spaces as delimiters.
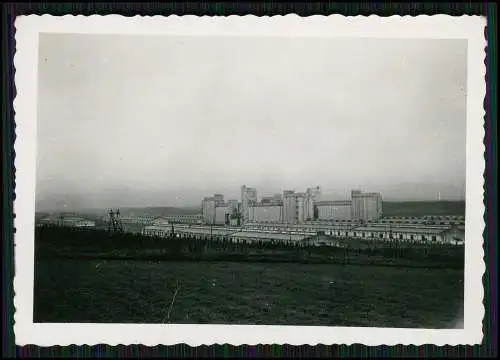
34, 259, 464, 328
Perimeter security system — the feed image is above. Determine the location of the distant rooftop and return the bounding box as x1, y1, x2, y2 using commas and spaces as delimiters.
230, 231, 312, 241
315, 200, 352, 206
354, 226, 450, 235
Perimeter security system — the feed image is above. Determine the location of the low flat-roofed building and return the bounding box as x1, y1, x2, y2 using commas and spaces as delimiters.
38, 216, 96, 228
242, 221, 356, 237
344, 225, 463, 245
117, 216, 157, 225
151, 218, 170, 226
229, 230, 315, 243
305, 219, 355, 225
242, 221, 464, 246
162, 214, 203, 224
70, 219, 96, 228
173, 225, 240, 239
142, 224, 172, 237
381, 216, 427, 224
380, 215, 465, 226
37, 216, 61, 226
420, 215, 465, 225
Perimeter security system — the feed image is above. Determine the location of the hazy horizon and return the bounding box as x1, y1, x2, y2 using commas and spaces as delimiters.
36, 34, 467, 212
36, 191, 467, 213
35, 197, 467, 215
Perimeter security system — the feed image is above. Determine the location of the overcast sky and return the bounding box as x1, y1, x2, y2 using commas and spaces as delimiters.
35, 34, 467, 211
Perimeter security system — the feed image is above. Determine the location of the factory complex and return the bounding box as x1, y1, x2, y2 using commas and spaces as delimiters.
142, 185, 464, 247
37, 185, 465, 247
202, 186, 383, 226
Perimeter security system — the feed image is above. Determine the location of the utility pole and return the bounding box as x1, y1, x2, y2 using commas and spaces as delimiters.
107, 208, 123, 233
115, 209, 123, 232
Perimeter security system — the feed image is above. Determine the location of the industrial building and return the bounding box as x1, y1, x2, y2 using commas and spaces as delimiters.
351, 190, 383, 222
245, 187, 380, 224
202, 194, 240, 225
261, 194, 283, 204
245, 188, 319, 224
314, 200, 352, 221
248, 204, 283, 223
38, 215, 96, 228
201, 196, 217, 224
213, 194, 225, 207
200, 186, 472, 229
304, 186, 322, 221
201, 194, 228, 224
257, 187, 382, 224
282, 190, 298, 224
247, 193, 285, 223
214, 205, 232, 225
201, 186, 381, 225
241, 185, 258, 222
227, 199, 239, 212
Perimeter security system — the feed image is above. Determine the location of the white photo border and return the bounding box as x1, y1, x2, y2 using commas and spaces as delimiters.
13, 14, 486, 346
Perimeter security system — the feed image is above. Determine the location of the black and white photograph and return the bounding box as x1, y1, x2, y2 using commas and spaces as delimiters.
13, 15, 486, 346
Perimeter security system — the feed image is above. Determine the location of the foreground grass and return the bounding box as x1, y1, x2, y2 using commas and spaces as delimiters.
34, 259, 463, 328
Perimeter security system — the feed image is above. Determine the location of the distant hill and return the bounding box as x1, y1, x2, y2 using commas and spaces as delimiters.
382, 201, 465, 217
35, 206, 201, 219
35, 212, 51, 222
118, 206, 201, 217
